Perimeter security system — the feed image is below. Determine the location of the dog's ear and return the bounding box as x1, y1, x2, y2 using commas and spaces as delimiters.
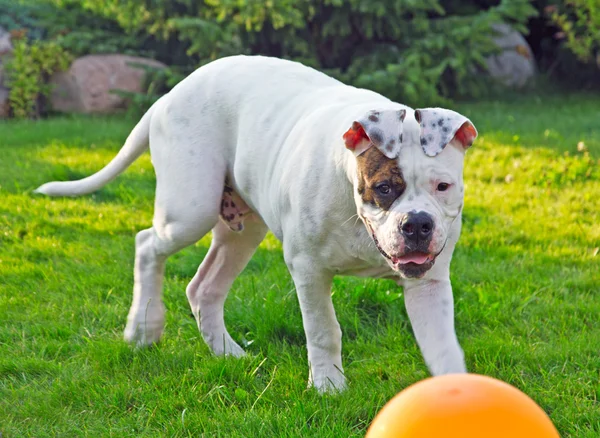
414, 108, 477, 157
343, 109, 406, 158
343, 121, 372, 156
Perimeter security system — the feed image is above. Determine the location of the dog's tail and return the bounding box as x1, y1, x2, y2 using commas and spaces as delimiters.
34, 104, 156, 197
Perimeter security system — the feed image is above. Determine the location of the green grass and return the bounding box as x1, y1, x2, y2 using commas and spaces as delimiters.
1, 93, 599, 437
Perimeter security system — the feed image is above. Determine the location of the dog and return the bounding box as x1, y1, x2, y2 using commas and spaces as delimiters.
36, 55, 477, 392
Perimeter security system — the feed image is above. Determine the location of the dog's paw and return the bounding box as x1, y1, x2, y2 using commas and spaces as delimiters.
123, 316, 164, 346
428, 346, 466, 376
124, 300, 165, 346
204, 331, 246, 358
309, 368, 347, 394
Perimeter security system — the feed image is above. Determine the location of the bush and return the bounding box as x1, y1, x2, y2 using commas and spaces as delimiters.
0, 0, 46, 40
45, 0, 537, 106
548, 0, 600, 67
27, 0, 157, 58
5, 0, 599, 115
4, 36, 72, 119
0, 0, 159, 118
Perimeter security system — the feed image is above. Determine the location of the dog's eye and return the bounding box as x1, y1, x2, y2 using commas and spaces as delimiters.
376, 183, 391, 195
437, 183, 450, 192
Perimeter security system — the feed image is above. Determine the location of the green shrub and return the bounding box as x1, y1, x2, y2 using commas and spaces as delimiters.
0, 0, 155, 57
45, 0, 537, 106
27, 0, 156, 58
548, 0, 600, 67
5, 37, 72, 119
0, 0, 157, 118
0, 0, 47, 40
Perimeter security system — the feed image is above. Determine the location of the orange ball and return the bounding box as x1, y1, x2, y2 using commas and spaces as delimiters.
366, 374, 559, 438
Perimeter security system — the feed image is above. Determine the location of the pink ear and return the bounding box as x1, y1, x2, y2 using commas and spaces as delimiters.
454, 122, 478, 148
343, 122, 371, 155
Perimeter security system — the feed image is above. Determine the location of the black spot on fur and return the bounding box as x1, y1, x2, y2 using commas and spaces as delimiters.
368, 113, 380, 123
398, 109, 406, 121
399, 133, 403, 143
421, 138, 428, 146
437, 118, 444, 126
367, 128, 384, 146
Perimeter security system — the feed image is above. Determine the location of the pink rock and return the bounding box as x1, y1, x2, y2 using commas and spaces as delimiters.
50, 54, 166, 114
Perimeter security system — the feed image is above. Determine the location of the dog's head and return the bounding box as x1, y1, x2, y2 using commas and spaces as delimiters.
344, 108, 477, 278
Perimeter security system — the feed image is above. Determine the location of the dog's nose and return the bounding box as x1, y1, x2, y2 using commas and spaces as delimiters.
401, 211, 434, 243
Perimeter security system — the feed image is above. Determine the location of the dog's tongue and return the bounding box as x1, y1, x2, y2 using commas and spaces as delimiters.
394, 253, 430, 265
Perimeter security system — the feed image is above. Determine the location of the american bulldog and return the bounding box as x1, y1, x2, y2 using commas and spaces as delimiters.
36, 55, 477, 392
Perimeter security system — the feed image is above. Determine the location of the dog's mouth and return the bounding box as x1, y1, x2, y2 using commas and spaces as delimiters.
366, 223, 437, 278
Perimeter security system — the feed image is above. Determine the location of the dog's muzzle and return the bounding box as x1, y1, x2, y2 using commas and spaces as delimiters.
363, 214, 439, 279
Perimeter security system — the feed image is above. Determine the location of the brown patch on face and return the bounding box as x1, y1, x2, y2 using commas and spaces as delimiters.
356, 147, 406, 210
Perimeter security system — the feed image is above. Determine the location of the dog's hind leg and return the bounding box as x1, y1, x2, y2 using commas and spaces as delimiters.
124, 117, 226, 345
186, 218, 267, 356
124, 212, 222, 346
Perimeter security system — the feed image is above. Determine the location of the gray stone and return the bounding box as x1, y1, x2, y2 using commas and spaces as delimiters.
0, 26, 13, 118
485, 23, 536, 88
0, 26, 12, 56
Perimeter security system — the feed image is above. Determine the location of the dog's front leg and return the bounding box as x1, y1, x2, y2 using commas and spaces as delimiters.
403, 279, 466, 375
288, 257, 346, 392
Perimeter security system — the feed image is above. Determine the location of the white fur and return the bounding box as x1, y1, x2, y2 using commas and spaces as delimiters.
35, 56, 471, 392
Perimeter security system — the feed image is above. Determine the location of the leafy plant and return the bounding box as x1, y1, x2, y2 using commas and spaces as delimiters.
0, 0, 149, 119
300, 0, 537, 105
0, 0, 47, 40
44, 0, 538, 106
5, 36, 72, 119
548, 0, 600, 67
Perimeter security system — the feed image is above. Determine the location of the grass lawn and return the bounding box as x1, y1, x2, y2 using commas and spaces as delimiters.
1, 93, 599, 437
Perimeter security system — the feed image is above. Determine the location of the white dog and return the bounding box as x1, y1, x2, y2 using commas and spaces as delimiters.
36, 55, 477, 392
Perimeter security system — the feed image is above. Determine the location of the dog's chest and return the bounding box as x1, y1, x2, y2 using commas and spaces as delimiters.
323, 224, 395, 278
